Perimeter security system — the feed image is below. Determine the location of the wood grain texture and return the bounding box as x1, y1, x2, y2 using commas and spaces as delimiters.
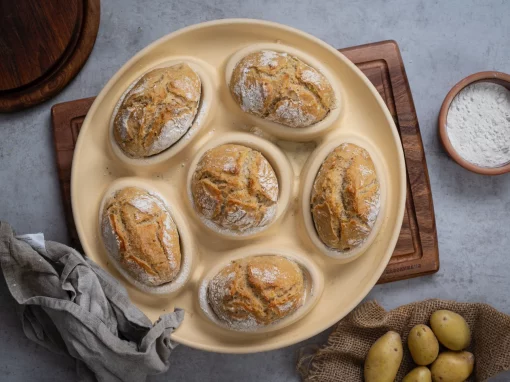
52, 96, 95, 252
0, 0, 100, 112
51, 40, 439, 283
0, 0, 79, 91
340, 41, 439, 283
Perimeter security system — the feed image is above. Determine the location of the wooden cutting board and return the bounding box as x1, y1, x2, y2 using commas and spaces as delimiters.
0, 0, 100, 112
51, 40, 439, 284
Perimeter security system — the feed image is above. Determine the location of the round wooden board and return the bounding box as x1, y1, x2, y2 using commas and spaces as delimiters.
0, 0, 100, 112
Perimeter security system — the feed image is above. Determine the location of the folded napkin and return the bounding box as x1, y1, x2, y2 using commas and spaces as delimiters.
0, 222, 184, 382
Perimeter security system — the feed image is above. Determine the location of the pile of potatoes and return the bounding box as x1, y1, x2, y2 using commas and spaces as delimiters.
364, 310, 474, 382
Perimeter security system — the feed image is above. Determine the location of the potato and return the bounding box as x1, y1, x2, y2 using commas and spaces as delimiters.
408, 324, 439, 365
364, 331, 403, 382
430, 310, 471, 350
403, 366, 432, 382
430, 351, 474, 382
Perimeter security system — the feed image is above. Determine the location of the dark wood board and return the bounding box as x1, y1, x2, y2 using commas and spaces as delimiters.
0, 0, 100, 112
340, 41, 439, 283
51, 40, 439, 284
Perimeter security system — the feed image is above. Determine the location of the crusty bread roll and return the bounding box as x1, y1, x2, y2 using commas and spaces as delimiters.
113, 63, 201, 158
229, 50, 335, 128
101, 187, 181, 286
191, 144, 278, 232
311, 143, 380, 251
207, 255, 305, 329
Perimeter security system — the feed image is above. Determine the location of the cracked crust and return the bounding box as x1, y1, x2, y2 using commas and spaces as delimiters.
207, 255, 305, 327
229, 50, 335, 128
191, 144, 279, 232
101, 187, 181, 286
113, 63, 201, 158
311, 143, 380, 251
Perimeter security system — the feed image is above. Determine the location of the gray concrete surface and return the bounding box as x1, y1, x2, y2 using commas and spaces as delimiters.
1, 0, 510, 380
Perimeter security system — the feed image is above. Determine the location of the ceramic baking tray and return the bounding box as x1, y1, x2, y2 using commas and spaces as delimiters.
71, 19, 406, 353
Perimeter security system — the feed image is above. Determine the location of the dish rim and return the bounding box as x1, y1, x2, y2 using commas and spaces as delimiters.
71, 18, 407, 353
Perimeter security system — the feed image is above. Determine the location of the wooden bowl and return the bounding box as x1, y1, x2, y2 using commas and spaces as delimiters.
438, 71, 510, 175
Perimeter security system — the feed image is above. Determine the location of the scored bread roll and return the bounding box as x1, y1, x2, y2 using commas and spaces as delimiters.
207, 255, 305, 330
101, 187, 181, 286
113, 63, 201, 158
191, 144, 279, 233
229, 50, 335, 128
311, 143, 380, 252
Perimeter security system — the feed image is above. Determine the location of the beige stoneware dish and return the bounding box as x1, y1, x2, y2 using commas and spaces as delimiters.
71, 19, 406, 353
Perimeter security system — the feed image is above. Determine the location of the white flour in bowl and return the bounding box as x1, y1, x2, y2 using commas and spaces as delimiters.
447, 82, 510, 168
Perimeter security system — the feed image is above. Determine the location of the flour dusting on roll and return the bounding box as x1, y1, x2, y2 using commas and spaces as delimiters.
229, 50, 335, 128
206, 255, 305, 331
113, 63, 201, 158
101, 187, 181, 287
311, 143, 380, 251
191, 144, 279, 233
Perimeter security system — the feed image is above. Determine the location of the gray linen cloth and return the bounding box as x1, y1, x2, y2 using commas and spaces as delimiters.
0, 222, 184, 382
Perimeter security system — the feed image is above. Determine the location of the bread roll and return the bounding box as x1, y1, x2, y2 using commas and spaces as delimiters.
311, 143, 380, 251
229, 50, 335, 128
113, 63, 201, 158
191, 144, 278, 232
207, 255, 305, 329
101, 187, 181, 286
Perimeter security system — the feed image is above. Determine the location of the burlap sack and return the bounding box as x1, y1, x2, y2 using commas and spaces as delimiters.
298, 299, 510, 381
